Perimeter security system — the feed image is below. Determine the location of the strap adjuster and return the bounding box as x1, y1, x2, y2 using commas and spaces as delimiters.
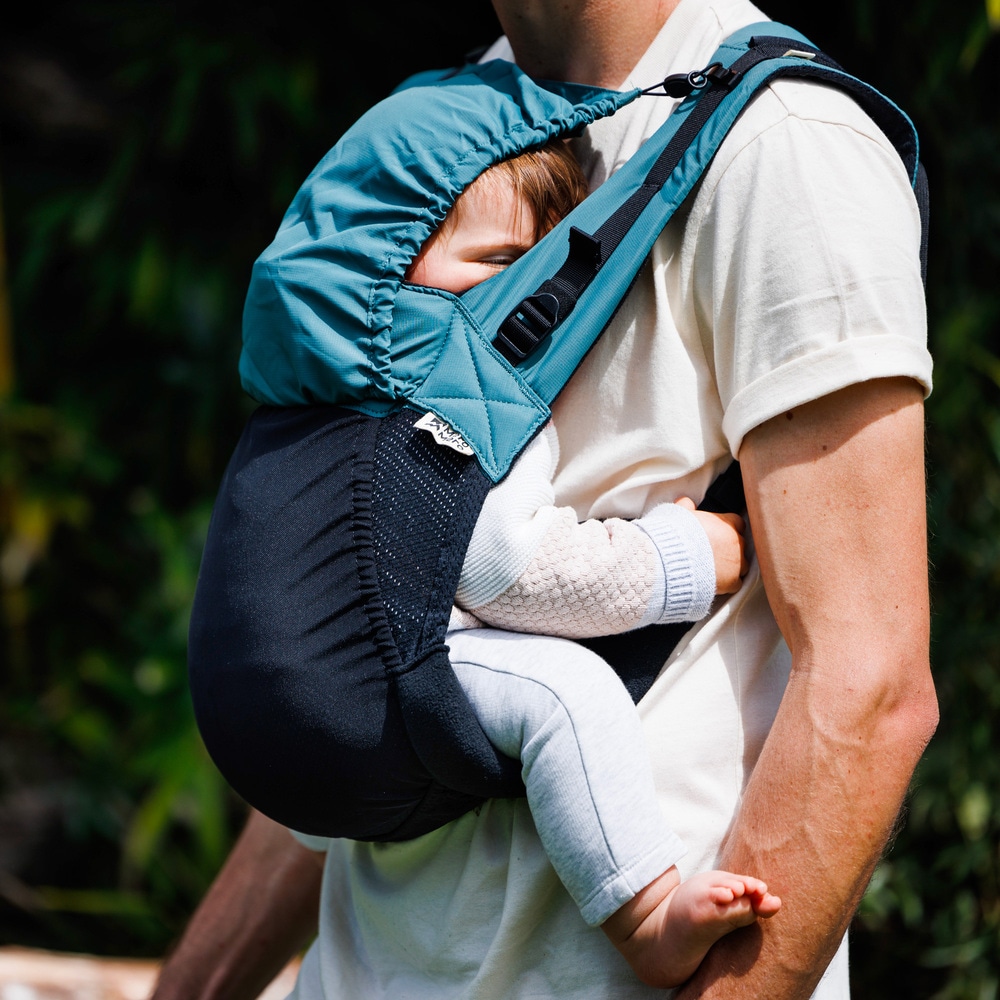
495, 292, 561, 362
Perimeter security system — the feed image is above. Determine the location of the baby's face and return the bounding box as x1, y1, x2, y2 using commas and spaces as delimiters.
406, 177, 535, 295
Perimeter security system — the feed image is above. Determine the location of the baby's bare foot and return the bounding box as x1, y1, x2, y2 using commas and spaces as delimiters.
602, 868, 781, 989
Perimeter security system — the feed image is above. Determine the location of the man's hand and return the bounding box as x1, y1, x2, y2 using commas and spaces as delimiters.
152, 809, 322, 1000
676, 377, 938, 999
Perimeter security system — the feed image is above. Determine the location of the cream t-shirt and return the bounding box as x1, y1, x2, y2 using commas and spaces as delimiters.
290, 0, 931, 997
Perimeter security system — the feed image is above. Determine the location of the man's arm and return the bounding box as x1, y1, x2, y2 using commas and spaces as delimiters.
676, 377, 938, 1000
152, 809, 323, 1000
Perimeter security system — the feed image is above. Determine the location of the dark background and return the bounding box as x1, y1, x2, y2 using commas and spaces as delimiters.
1, 2, 998, 996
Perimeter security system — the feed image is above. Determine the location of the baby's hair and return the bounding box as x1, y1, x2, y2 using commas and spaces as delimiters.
451, 141, 589, 242
487, 141, 590, 241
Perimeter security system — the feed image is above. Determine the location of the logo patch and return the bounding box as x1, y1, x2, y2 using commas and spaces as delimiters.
414, 412, 475, 456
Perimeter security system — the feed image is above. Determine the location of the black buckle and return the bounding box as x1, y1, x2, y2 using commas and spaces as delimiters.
495, 292, 561, 362
703, 62, 738, 87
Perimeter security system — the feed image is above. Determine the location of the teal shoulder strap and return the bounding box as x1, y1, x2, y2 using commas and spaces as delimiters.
399, 23, 924, 481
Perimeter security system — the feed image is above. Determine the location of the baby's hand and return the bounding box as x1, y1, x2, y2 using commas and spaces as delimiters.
675, 497, 748, 595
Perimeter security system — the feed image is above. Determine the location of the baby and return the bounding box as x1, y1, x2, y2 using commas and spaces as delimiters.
405, 141, 779, 989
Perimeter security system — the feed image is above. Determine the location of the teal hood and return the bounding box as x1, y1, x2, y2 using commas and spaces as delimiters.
239, 60, 633, 419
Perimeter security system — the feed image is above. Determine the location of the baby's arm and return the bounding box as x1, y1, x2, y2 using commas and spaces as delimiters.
455, 424, 747, 638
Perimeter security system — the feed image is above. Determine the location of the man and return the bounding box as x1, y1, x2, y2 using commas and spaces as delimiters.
154, 0, 937, 996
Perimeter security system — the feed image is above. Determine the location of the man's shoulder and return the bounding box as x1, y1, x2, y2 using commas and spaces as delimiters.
765, 76, 899, 142
725, 75, 900, 149
699, 76, 910, 201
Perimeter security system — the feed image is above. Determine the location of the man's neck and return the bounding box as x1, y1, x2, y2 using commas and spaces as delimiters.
491, 0, 681, 88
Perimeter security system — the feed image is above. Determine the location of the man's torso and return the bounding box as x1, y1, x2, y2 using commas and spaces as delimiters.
292, 0, 928, 995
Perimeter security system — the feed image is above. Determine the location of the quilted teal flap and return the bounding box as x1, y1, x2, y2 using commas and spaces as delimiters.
392, 285, 548, 482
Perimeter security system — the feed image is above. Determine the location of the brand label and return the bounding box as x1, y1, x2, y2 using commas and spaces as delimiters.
414, 412, 475, 456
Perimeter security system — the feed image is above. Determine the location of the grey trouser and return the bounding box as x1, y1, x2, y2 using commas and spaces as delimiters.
448, 627, 686, 926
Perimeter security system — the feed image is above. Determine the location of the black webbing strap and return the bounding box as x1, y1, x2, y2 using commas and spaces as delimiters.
494, 228, 602, 362
494, 39, 838, 362
915, 162, 930, 286
698, 459, 745, 514
493, 37, 903, 364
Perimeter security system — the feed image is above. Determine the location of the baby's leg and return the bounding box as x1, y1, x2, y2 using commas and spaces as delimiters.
603, 866, 781, 988
447, 628, 685, 927
448, 628, 779, 987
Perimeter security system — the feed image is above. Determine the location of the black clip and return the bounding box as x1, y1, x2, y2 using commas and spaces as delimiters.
642, 61, 739, 99
568, 226, 602, 268
702, 62, 739, 87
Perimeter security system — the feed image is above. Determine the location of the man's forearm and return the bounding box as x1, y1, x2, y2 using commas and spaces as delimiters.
676, 651, 933, 998
676, 379, 938, 999
152, 809, 323, 1000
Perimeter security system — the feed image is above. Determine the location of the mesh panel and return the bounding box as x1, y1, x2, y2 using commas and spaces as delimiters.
372, 409, 492, 666
368, 408, 524, 812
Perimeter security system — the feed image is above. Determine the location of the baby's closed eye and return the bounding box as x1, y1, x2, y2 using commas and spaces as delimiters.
478, 250, 526, 269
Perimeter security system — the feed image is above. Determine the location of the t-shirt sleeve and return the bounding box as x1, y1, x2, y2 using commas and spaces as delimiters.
689, 82, 932, 456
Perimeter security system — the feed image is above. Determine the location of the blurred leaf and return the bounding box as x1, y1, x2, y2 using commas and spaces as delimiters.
956, 785, 991, 841
34, 888, 153, 917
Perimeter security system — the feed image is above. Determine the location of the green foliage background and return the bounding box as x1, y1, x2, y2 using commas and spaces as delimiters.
0, 1, 997, 995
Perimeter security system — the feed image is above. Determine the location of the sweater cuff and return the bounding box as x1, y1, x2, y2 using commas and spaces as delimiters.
634, 503, 716, 625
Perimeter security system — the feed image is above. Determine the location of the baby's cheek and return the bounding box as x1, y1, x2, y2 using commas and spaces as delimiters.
451, 263, 497, 294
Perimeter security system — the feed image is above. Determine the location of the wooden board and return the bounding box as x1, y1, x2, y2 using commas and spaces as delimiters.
0, 947, 300, 1000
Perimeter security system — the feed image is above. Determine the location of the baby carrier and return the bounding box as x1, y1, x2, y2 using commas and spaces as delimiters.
188, 23, 928, 842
